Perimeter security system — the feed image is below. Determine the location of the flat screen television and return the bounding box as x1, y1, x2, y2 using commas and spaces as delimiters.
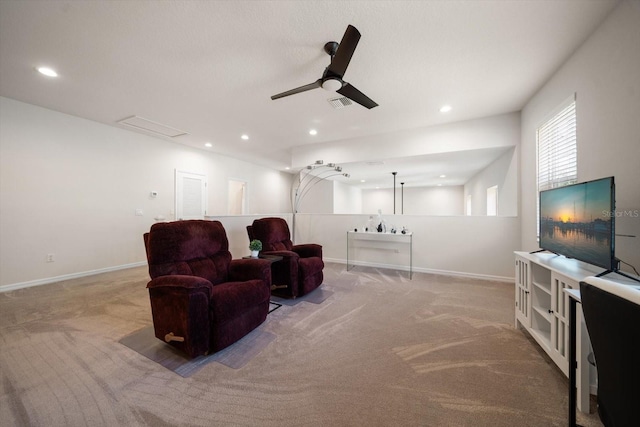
539, 176, 615, 270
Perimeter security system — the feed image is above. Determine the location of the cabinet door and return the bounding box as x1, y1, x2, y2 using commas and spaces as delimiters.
550, 272, 578, 374
515, 256, 531, 328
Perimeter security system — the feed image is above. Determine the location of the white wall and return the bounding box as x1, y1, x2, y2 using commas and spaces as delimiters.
362, 186, 464, 216
520, 1, 640, 275
291, 112, 520, 168
294, 213, 520, 280
333, 181, 362, 214
0, 97, 291, 288
464, 147, 518, 216
295, 178, 333, 213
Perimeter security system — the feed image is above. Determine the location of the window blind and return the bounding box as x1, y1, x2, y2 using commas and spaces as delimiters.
537, 98, 577, 192
536, 96, 577, 236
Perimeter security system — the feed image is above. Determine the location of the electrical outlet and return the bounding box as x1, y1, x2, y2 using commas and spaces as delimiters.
47, 253, 55, 262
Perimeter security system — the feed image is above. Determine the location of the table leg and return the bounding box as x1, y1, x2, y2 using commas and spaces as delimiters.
568, 297, 583, 427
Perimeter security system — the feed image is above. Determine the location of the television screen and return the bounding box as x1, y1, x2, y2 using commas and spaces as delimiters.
539, 177, 615, 270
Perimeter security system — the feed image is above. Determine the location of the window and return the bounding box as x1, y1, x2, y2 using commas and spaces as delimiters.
486, 186, 498, 216
537, 95, 577, 232
537, 96, 577, 192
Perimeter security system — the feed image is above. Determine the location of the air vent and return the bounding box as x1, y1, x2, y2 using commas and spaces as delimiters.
327, 96, 352, 109
117, 116, 188, 138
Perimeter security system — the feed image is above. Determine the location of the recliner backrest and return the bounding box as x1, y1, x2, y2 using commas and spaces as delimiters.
251, 217, 294, 252
146, 220, 232, 285
579, 277, 640, 426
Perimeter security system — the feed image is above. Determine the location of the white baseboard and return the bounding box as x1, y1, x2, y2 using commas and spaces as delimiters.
0, 261, 147, 293
325, 257, 514, 283
2, 258, 514, 293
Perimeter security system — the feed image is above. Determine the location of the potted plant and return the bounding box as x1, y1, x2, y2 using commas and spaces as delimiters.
249, 239, 262, 258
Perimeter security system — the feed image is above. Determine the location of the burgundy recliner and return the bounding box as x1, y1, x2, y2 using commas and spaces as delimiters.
247, 217, 323, 298
144, 220, 271, 358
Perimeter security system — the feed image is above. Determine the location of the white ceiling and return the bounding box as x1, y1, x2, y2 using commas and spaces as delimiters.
0, 0, 617, 188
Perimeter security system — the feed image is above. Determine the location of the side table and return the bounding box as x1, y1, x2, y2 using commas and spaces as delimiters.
242, 254, 285, 312
242, 254, 284, 290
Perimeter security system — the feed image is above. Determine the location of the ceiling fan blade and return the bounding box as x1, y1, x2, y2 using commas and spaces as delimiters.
337, 83, 378, 109
271, 79, 322, 100
327, 25, 361, 77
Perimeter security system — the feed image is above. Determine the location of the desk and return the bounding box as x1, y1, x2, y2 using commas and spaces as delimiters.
565, 288, 583, 427
346, 231, 413, 279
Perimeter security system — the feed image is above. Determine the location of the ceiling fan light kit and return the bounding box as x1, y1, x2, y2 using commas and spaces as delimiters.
322, 78, 342, 92
271, 25, 378, 109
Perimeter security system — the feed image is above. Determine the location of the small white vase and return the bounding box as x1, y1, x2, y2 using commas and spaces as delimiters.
251, 250, 259, 258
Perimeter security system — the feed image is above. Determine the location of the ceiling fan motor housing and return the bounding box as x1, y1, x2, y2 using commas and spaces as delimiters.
324, 41, 339, 56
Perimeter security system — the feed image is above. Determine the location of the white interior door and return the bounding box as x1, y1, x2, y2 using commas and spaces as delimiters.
228, 179, 247, 215
175, 170, 207, 220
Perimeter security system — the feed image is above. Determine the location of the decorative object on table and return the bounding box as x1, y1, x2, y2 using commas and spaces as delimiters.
249, 239, 262, 257
247, 217, 324, 299
401, 226, 408, 234
377, 209, 387, 233
290, 160, 350, 242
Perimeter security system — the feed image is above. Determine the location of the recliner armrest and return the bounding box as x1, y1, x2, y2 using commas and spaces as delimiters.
146, 274, 214, 357
229, 258, 272, 285
262, 250, 300, 261
147, 275, 214, 296
293, 243, 322, 259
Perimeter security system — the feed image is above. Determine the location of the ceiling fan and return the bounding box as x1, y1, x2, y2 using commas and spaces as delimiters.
271, 25, 378, 109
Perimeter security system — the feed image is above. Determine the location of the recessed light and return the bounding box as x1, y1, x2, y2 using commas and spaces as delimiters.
241, 134, 249, 140
204, 142, 213, 148
285, 167, 290, 170
437, 184, 443, 186
440, 174, 446, 178
360, 180, 366, 183
309, 129, 318, 136
37, 67, 58, 77
439, 105, 452, 113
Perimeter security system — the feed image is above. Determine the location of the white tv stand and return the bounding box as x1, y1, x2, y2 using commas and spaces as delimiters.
515, 250, 640, 415
514, 251, 605, 413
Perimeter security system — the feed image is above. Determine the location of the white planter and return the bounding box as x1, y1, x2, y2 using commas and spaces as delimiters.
250, 250, 259, 258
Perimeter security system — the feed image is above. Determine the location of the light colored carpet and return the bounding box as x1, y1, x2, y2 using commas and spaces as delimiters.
119, 326, 276, 376
271, 288, 333, 306
0, 263, 603, 426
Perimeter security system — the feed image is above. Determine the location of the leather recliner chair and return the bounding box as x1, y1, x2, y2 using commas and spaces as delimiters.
247, 217, 323, 298
144, 220, 271, 358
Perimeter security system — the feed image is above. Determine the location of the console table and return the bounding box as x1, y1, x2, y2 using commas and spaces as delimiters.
346, 231, 413, 279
